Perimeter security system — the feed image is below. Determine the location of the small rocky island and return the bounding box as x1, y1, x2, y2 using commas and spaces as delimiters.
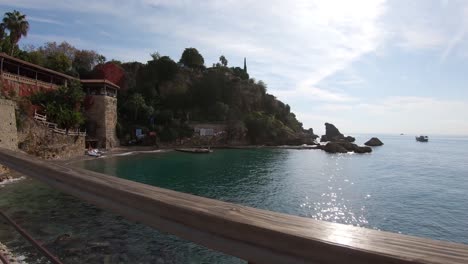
318, 123, 372, 154
365, 137, 384, 146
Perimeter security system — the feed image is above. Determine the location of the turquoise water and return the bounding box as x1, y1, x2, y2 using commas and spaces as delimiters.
1, 134, 468, 263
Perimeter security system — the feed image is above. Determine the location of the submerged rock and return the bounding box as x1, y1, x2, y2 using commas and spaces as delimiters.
353, 146, 372, 153
323, 142, 348, 153
55, 234, 72, 242
364, 137, 384, 146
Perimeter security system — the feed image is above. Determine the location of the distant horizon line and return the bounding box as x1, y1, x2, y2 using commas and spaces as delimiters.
337, 132, 468, 137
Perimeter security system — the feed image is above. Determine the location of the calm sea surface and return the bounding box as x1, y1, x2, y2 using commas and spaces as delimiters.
1, 134, 468, 263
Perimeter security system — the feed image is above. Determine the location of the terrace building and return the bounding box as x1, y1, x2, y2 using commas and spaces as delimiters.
0, 52, 119, 149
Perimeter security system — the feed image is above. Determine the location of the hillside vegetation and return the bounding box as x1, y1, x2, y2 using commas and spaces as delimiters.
112, 49, 317, 145
1, 9, 317, 145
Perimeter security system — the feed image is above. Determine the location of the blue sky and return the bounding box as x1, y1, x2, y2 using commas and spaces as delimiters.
2, 0, 468, 135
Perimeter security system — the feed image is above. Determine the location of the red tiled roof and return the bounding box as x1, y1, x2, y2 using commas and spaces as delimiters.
80, 79, 120, 89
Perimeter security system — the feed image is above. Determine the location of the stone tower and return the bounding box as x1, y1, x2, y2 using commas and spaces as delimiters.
82, 80, 119, 149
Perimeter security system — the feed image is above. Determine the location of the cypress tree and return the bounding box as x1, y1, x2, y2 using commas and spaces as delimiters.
243, 57, 247, 73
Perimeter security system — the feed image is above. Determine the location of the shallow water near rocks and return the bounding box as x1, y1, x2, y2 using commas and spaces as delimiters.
1, 134, 468, 263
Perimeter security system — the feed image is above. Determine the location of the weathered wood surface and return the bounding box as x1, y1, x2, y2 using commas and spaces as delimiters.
0, 148, 467, 264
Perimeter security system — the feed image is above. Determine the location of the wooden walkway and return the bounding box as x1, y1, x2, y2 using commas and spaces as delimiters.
0, 148, 467, 264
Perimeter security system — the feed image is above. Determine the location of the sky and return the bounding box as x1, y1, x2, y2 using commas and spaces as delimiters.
1, 0, 468, 135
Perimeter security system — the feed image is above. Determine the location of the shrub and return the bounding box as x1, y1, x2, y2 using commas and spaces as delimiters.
29, 80, 85, 128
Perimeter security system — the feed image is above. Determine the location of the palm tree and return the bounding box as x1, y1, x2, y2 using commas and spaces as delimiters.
0, 23, 5, 41
2, 10, 29, 55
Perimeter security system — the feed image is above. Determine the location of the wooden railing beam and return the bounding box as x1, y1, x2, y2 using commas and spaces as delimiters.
0, 148, 467, 264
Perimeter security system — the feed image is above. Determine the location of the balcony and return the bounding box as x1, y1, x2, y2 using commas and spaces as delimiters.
2, 72, 60, 90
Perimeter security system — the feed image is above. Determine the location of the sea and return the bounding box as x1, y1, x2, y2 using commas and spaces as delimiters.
0, 134, 467, 263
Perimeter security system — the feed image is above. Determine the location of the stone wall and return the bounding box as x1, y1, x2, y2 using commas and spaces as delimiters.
1, 74, 57, 98
0, 99, 18, 150
84, 95, 119, 149
18, 120, 85, 160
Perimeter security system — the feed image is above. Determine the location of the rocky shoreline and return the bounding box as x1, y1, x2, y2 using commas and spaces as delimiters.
0, 242, 26, 264
2, 121, 385, 169
0, 166, 25, 185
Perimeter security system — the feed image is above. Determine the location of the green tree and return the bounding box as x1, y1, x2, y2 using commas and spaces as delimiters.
39, 41, 77, 61
0, 36, 18, 56
153, 56, 178, 81
257, 80, 267, 94
179, 48, 204, 68
0, 23, 5, 41
231, 66, 249, 80
45, 52, 72, 73
212, 101, 229, 121
30, 80, 85, 129
137, 55, 179, 107
73, 49, 101, 76
127, 93, 146, 120
23, 49, 46, 65
97, 55, 106, 64
219, 55, 228, 67
244, 112, 294, 144
1, 10, 29, 55
150, 52, 161, 60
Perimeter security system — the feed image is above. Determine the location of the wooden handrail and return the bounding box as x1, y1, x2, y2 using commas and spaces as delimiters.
33, 111, 86, 137
0, 148, 467, 264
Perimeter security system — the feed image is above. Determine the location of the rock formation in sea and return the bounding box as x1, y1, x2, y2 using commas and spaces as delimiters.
321, 142, 372, 154
317, 123, 371, 153
364, 137, 384, 146
322, 142, 348, 153
320, 123, 355, 142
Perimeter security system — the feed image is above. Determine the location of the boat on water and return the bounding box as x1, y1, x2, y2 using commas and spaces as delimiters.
415, 135, 429, 142
86, 148, 105, 157
175, 148, 213, 154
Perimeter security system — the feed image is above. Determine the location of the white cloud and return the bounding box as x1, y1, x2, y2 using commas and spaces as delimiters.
358, 97, 468, 134
28, 16, 64, 25
299, 97, 468, 135
5, 0, 468, 134
385, 0, 468, 60
2, 0, 387, 103
99, 31, 113, 38
397, 28, 446, 50
440, 6, 468, 61
24, 33, 89, 47
275, 85, 357, 103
